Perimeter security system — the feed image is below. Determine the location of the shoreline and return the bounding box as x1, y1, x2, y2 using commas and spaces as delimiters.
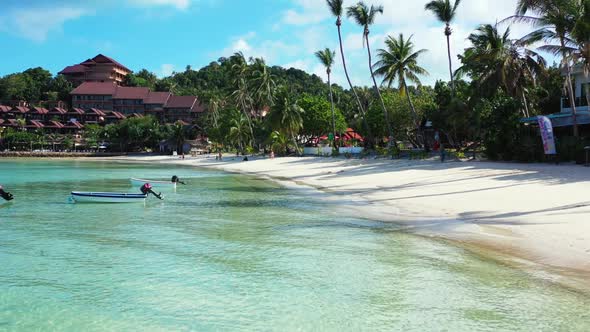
87, 155, 590, 292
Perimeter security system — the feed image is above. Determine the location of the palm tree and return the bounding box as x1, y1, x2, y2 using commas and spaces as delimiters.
346, 2, 394, 145
229, 114, 251, 153
456, 24, 546, 116
268, 95, 305, 155
250, 57, 277, 111
425, 0, 462, 92
168, 121, 187, 154
374, 34, 429, 148
230, 52, 256, 141
326, 0, 373, 145
505, 0, 581, 136
315, 48, 338, 147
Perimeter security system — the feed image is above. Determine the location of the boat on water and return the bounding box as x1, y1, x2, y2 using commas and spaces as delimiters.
130, 178, 177, 189
70, 191, 148, 203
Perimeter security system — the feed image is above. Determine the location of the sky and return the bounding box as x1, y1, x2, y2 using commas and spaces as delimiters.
0, 0, 538, 87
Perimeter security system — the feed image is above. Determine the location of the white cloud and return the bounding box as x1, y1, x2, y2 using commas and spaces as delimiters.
3, 6, 89, 42
161, 64, 175, 77
127, 0, 192, 10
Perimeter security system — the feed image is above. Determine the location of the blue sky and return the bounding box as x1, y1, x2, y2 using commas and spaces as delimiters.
0, 0, 537, 87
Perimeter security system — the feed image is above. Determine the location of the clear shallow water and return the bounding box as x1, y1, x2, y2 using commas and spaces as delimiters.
0, 159, 589, 331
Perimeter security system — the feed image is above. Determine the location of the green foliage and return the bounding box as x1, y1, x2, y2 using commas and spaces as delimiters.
100, 116, 168, 152
480, 94, 523, 161
298, 94, 347, 138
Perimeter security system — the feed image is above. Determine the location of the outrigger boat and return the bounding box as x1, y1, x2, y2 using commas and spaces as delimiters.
70, 191, 148, 203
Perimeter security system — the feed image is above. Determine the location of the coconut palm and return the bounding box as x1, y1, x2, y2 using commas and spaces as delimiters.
250, 57, 277, 111
268, 95, 304, 155
315, 48, 337, 146
346, 2, 394, 145
456, 24, 546, 116
326, 0, 373, 144
425, 0, 462, 92
231, 78, 255, 142
374, 34, 429, 147
505, 0, 581, 135
168, 121, 187, 154
229, 114, 251, 153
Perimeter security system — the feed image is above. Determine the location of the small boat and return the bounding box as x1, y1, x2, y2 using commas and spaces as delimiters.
130, 178, 177, 189
70, 191, 148, 203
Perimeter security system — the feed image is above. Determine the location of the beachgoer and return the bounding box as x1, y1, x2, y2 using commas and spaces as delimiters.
243, 156, 249, 161
0, 185, 14, 201
140, 183, 163, 200
440, 144, 446, 163
218, 151, 223, 160
270, 151, 275, 159
171, 175, 186, 185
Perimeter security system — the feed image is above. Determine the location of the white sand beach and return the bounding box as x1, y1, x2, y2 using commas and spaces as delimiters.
107, 155, 590, 289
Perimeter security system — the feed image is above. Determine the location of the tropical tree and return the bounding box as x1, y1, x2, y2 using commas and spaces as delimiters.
505, 0, 582, 135
457, 24, 546, 117
230, 52, 256, 141
268, 93, 305, 154
425, 0, 462, 92
168, 121, 188, 154
326, 0, 372, 144
228, 113, 252, 153
315, 48, 338, 146
250, 57, 277, 111
346, 2, 394, 145
374, 34, 429, 147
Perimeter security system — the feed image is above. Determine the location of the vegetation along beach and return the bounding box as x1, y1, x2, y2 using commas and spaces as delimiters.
1, 0, 590, 330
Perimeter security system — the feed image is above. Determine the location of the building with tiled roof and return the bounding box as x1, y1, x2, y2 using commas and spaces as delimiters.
69, 82, 204, 123
59, 54, 131, 85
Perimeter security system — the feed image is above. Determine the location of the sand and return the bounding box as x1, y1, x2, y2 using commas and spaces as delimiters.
104, 154, 590, 290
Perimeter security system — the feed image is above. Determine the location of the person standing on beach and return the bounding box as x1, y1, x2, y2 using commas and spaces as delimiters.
440, 144, 446, 163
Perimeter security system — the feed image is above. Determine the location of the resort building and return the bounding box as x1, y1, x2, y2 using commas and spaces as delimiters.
70, 82, 204, 123
561, 64, 589, 115
59, 54, 131, 85
522, 64, 590, 130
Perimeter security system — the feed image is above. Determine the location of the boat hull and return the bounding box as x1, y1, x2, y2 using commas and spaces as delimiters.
71, 192, 147, 203
130, 178, 176, 189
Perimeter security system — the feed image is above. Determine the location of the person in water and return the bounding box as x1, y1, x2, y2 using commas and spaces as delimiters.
140, 183, 163, 200
171, 175, 186, 185
0, 185, 14, 201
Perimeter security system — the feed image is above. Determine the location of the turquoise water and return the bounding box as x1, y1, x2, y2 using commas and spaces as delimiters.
0, 159, 589, 331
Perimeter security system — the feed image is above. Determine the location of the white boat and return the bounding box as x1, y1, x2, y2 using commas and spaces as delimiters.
130, 178, 177, 189
70, 191, 147, 203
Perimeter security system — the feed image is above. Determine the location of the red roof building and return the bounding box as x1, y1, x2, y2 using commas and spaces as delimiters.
164, 95, 204, 123
59, 54, 131, 85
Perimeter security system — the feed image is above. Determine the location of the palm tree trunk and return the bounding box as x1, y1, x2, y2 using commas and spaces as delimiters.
561, 37, 578, 137
521, 91, 530, 118
291, 131, 299, 156
403, 82, 423, 149
446, 26, 455, 93
337, 21, 373, 146
328, 72, 337, 149
240, 99, 255, 143
366, 32, 394, 146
